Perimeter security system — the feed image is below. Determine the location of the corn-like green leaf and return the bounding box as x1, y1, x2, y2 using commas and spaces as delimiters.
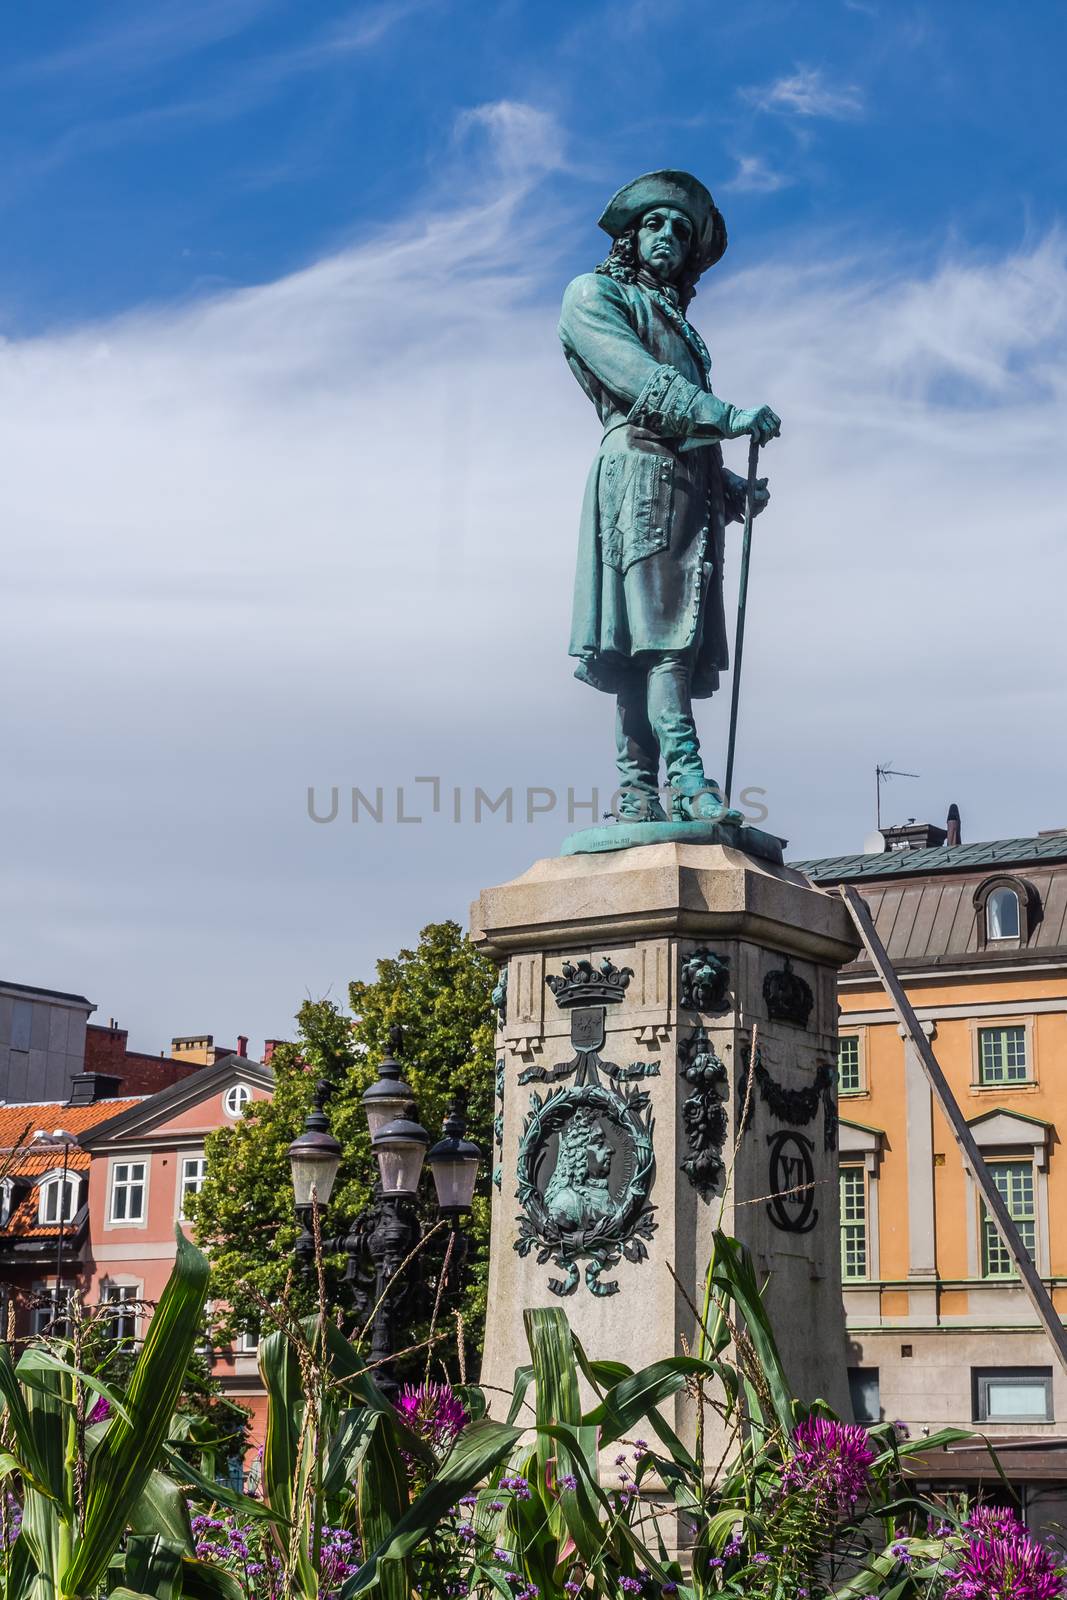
179, 1557, 248, 1600
584, 1355, 719, 1447
322, 1408, 380, 1499
524, 1306, 581, 1544
0, 1343, 63, 1504
15, 1349, 134, 1429
61, 1228, 210, 1600
708, 1232, 795, 1434
342, 1418, 523, 1597
122, 1534, 184, 1600
357, 1406, 410, 1600
127, 1470, 195, 1547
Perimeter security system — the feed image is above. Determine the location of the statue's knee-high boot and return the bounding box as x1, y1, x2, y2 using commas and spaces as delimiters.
647, 655, 743, 824
614, 675, 668, 821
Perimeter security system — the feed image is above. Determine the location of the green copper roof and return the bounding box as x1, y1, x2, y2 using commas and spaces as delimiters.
793, 833, 1067, 884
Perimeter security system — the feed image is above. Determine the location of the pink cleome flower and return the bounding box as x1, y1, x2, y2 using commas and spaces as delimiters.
394, 1381, 469, 1452
780, 1416, 875, 1514
947, 1529, 1065, 1600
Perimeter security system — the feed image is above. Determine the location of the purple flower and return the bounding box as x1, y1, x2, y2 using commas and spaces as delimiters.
87, 1395, 111, 1424
619, 1580, 643, 1595
781, 1416, 875, 1515
892, 1543, 913, 1565
395, 1382, 468, 1453
947, 1530, 1064, 1600
558, 1473, 578, 1491
967, 1504, 1026, 1539
500, 1475, 532, 1501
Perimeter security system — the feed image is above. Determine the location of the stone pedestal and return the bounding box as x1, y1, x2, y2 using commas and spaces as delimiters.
470, 841, 862, 1449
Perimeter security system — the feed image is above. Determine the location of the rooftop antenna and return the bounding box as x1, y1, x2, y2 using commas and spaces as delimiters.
876, 761, 919, 831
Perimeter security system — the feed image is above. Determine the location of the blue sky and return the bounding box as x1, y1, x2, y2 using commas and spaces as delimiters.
4, 2, 1067, 1051
4, 1, 1064, 330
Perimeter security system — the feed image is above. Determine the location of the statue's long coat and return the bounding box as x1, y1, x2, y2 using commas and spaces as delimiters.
559, 272, 745, 698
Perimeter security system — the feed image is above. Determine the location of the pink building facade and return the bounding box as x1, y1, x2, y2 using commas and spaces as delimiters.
79, 1054, 275, 1458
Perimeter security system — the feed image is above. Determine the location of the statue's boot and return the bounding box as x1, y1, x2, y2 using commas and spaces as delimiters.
648, 655, 745, 827
615, 681, 668, 822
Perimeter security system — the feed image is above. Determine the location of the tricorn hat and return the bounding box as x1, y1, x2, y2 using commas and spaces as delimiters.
598, 169, 727, 270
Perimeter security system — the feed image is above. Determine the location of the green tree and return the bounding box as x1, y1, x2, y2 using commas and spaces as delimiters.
191, 919, 496, 1371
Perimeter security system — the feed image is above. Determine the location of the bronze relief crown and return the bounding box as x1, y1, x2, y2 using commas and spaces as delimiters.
546, 956, 634, 1009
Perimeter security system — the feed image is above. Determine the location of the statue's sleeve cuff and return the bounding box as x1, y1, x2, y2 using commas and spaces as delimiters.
626, 364, 706, 434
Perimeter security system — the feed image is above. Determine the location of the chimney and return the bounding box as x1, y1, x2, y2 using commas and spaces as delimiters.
236, 1035, 248, 1058
263, 1039, 284, 1065
67, 1072, 123, 1107
946, 803, 962, 848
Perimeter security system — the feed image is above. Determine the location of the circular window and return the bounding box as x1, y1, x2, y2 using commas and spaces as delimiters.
223, 1084, 252, 1118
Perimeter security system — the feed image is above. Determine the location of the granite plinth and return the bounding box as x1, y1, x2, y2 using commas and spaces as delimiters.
561, 818, 785, 865
472, 841, 862, 1460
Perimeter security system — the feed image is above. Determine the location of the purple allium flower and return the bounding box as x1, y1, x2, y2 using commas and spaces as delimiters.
500, 1475, 532, 1501
892, 1543, 913, 1565
394, 1382, 468, 1452
619, 1580, 643, 1594
723, 1539, 742, 1557
558, 1473, 578, 1491
947, 1530, 1064, 1600
87, 1395, 111, 1424
967, 1504, 1026, 1539
752, 1552, 770, 1564
781, 1416, 875, 1515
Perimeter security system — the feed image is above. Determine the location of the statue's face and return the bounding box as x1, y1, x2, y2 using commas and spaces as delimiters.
586, 1128, 613, 1179
637, 206, 694, 283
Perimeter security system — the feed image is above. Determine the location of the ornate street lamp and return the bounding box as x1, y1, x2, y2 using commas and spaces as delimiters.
287, 1080, 343, 1208
427, 1101, 481, 1216
361, 1024, 416, 1139
286, 1030, 481, 1397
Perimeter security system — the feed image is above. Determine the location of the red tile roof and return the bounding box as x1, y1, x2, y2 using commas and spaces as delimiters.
0, 1099, 144, 1153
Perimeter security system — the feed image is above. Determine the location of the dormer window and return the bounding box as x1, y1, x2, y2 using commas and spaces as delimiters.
974, 875, 1038, 948
987, 888, 1020, 941
38, 1174, 81, 1226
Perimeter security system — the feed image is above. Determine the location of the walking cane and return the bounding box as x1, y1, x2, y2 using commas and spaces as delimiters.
723, 433, 761, 809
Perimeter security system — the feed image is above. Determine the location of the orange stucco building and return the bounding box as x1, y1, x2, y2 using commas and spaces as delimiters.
799, 823, 1067, 1520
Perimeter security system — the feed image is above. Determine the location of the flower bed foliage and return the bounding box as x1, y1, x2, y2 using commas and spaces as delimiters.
0, 1227, 1063, 1598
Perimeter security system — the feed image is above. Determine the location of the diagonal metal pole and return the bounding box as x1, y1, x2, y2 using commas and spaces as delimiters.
723, 434, 761, 807
838, 882, 1067, 1377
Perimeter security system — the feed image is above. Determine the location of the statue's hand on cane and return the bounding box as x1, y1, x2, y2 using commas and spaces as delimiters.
725, 402, 781, 445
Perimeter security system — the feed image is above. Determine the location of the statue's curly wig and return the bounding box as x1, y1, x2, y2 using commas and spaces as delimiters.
544, 1109, 600, 1207
595, 225, 705, 312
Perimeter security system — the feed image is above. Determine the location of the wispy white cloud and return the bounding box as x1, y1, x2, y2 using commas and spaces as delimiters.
453, 102, 567, 180
1, 159, 1065, 1044
744, 65, 864, 119
723, 154, 791, 194
11, 0, 279, 82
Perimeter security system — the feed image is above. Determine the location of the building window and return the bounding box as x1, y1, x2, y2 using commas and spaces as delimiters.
848, 1367, 880, 1424
179, 1156, 207, 1220
109, 1161, 146, 1223
223, 1084, 252, 1118
101, 1284, 139, 1345
982, 1160, 1036, 1277
978, 1026, 1029, 1085
239, 1329, 260, 1355
38, 1174, 81, 1226
840, 1167, 868, 1281
31, 1286, 72, 1337
973, 1367, 1052, 1423
837, 1035, 862, 1094
974, 875, 1038, 948
986, 888, 1021, 941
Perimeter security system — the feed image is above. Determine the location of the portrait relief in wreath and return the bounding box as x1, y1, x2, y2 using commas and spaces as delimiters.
514, 1081, 656, 1298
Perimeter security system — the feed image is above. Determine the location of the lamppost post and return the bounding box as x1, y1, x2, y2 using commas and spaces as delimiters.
286, 1030, 481, 1393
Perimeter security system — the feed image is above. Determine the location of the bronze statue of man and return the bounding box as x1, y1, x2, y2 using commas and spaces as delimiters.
559, 170, 780, 824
